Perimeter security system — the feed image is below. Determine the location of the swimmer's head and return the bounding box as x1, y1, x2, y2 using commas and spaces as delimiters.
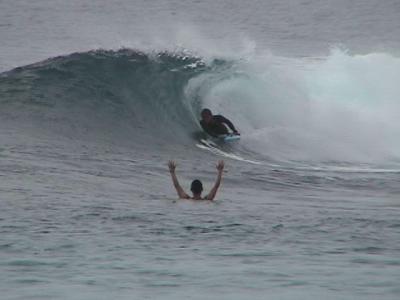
201, 108, 213, 124
190, 179, 203, 195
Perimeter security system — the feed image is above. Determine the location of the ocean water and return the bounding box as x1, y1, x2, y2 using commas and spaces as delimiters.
1, 0, 400, 299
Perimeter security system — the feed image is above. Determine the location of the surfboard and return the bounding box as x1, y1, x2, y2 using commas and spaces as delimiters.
217, 134, 241, 142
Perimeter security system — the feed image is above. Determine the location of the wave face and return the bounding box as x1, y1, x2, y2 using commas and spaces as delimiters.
1, 49, 400, 165
0, 49, 210, 145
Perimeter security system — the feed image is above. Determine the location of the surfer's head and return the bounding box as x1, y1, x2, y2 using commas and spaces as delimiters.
201, 108, 213, 124
190, 179, 203, 195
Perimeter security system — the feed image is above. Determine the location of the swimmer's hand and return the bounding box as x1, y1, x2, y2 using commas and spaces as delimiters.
168, 160, 176, 172
233, 130, 240, 135
168, 160, 190, 199
216, 160, 224, 172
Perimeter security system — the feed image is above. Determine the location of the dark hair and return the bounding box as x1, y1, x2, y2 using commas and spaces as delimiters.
201, 108, 212, 117
191, 179, 203, 194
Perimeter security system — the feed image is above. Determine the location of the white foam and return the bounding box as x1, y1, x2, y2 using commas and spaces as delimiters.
196, 141, 261, 164
193, 48, 400, 163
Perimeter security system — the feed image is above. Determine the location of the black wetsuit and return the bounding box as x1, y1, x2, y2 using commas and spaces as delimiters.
200, 115, 238, 137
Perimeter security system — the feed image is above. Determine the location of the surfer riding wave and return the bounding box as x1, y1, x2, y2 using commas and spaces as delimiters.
199, 108, 240, 138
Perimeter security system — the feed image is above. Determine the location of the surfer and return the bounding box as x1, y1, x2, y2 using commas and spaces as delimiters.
200, 108, 240, 138
168, 160, 224, 200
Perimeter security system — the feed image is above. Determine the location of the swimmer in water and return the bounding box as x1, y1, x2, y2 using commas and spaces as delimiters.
168, 160, 224, 200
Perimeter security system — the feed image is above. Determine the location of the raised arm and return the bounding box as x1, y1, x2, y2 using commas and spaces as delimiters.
168, 161, 190, 199
205, 160, 224, 200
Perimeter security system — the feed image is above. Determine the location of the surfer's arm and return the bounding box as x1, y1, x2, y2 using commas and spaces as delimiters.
219, 116, 239, 134
205, 160, 224, 200
168, 161, 190, 199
